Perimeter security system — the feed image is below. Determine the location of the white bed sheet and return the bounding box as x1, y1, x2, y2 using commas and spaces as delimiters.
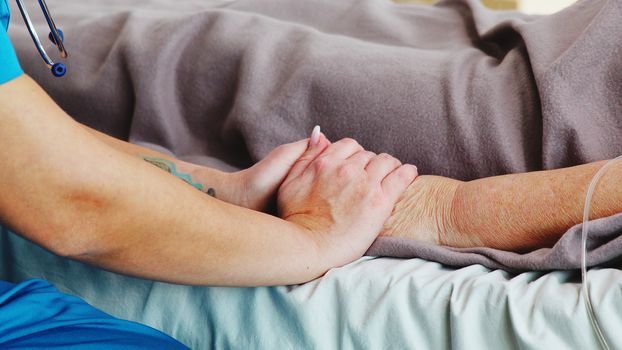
1, 228, 621, 349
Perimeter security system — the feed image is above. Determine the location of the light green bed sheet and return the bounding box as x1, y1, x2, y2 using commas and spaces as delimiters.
1, 227, 621, 349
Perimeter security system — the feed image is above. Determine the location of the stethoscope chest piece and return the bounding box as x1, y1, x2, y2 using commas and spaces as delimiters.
15, 0, 67, 77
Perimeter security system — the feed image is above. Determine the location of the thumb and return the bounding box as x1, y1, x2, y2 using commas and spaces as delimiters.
253, 127, 330, 176
252, 138, 309, 177
287, 130, 331, 180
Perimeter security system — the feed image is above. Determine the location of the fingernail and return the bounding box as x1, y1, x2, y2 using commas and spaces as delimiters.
310, 125, 321, 146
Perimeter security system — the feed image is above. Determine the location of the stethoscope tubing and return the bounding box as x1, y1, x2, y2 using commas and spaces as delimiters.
14, 0, 67, 76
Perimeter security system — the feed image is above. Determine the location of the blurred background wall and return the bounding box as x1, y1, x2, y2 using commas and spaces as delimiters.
518, 0, 577, 14
394, 0, 578, 14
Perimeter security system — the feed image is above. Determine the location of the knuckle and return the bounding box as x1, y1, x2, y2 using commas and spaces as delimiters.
379, 153, 400, 165
399, 165, 415, 179
397, 167, 411, 180
378, 153, 392, 161
340, 138, 360, 148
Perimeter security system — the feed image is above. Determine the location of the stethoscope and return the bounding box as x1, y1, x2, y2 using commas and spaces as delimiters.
14, 0, 67, 77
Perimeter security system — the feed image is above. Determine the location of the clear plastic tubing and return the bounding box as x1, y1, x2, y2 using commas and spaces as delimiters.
581, 155, 622, 350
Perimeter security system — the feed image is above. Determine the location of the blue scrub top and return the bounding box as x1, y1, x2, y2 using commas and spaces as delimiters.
0, 0, 23, 85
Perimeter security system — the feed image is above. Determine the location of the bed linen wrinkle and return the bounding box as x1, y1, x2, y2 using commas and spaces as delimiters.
4, 230, 622, 348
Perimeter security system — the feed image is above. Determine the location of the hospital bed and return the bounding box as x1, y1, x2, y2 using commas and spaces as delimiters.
2, 228, 621, 349
3, 0, 622, 348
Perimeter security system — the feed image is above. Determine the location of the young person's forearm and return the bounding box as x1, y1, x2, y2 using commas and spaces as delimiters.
451, 161, 622, 251
80, 125, 222, 197
0, 75, 324, 286
78, 179, 323, 286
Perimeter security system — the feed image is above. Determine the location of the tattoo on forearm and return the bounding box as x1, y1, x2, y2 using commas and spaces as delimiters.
142, 156, 216, 197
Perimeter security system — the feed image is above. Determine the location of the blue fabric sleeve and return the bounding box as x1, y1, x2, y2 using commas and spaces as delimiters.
0, 279, 190, 349
0, 1, 23, 85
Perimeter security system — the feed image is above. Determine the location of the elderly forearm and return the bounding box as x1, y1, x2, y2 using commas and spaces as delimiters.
0, 75, 323, 286
452, 161, 622, 251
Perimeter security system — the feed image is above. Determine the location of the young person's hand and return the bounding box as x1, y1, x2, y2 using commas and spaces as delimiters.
190, 138, 315, 212
277, 134, 418, 268
231, 139, 316, 212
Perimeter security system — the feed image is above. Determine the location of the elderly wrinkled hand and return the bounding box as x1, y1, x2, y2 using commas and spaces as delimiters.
276, 132, 418, 268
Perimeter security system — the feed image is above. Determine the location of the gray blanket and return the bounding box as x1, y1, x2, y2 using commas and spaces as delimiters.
9, 0, 622, 272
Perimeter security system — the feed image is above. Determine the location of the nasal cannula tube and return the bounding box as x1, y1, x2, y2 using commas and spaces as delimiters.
581, 155, 622, 350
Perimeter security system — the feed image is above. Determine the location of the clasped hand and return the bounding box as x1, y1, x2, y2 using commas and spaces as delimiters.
277, 133, 418, 267
214, 131, 418, 269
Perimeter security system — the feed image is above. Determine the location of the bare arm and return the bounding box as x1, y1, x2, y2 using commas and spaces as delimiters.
78, 125, 221, 191
451, 161, 622, 251
0, 75, 416, 286
0, 75, 318, 286
79, 121, 311, 212
384, 162, 622, 252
